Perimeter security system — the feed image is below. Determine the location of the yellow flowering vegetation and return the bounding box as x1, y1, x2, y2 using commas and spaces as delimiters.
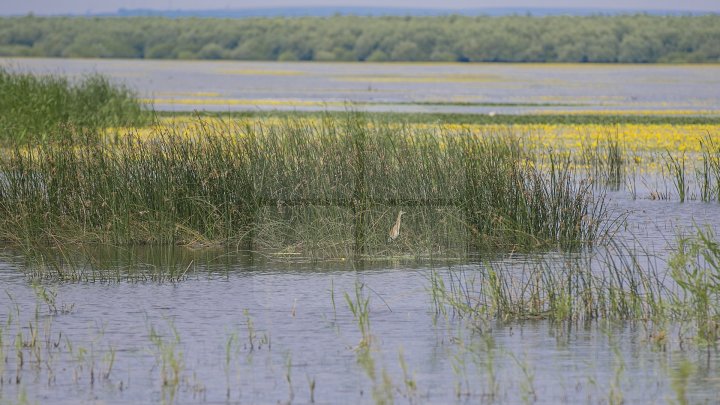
111, 116, 719, 156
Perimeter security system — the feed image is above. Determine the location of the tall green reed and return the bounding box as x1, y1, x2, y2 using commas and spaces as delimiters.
0, 68, 150, 143
580, 134, 624, 190
664, 151, 687, 203
699, 134, 720, 202
0, 115, 605, 256
669, 226, 720, 343
430, 240, 668, 322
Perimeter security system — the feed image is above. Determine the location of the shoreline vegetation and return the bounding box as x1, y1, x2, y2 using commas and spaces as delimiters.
0, 15, 719, 63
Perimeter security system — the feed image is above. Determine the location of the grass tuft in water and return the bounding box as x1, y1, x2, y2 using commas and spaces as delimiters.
664, 151, 687, 203
581, 133, 624, 189
669, 226, 720, 343
430, 239, 669, 322
148, 321, 184, 402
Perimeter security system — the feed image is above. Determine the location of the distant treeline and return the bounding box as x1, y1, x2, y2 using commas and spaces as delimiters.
1, 14, 719, 63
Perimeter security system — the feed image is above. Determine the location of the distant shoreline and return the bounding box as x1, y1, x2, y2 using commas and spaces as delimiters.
5, 6, 719, 18
1, 15, 718, 63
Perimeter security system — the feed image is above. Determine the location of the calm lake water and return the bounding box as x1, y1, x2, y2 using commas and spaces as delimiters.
2, 58, 720, 404
1, 192, 720, 404
2, 58, 720, 114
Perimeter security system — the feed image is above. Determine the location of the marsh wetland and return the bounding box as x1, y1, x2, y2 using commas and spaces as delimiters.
1, 59, 720, 404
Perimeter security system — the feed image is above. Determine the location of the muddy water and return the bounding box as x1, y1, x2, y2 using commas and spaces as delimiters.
2, 58, 720, 114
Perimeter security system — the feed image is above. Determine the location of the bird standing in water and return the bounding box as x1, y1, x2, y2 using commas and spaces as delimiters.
388, 210, 405, 242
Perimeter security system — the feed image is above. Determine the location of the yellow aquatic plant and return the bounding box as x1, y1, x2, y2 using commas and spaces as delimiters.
108, 116, 720, 156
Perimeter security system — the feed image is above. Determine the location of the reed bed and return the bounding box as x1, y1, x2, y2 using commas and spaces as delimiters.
146, 116, 720, 203
0, 115, 603, 256
0, 67, 150, 143
430, 225, 720, 344
430, 240, 668, 323
546, 129, 720, 203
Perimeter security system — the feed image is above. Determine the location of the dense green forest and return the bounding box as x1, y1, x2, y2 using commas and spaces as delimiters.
1, 14, 719, 63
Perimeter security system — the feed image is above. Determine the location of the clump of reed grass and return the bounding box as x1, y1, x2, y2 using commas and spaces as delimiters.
148, 321, 185, 403
0, 131, 256, 247
430, 239, 668, 322
669, 226, 720, 343
464, 144, 603, 251
699, 134, 720, 202
663, 151, 688, 202
0, 115, 605, 256
580, 134, 624, 189
428, 222, 720, 345
0, 67, 150, 143
345, 280, 372, 349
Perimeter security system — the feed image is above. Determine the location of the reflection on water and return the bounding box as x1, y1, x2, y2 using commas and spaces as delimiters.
1, 192, 720, 404
0, 266, 718, 403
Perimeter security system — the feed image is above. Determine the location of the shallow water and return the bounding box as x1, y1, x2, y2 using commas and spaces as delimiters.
1, 261, 719, 404
2, 58, 720, 114
2, 193, 720, 404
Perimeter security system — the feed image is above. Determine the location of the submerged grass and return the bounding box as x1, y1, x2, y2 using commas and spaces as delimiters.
0, 67, 150, 143
0, 115, 604, 256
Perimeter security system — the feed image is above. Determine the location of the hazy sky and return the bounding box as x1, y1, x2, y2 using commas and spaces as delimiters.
3, 0, 720, 15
